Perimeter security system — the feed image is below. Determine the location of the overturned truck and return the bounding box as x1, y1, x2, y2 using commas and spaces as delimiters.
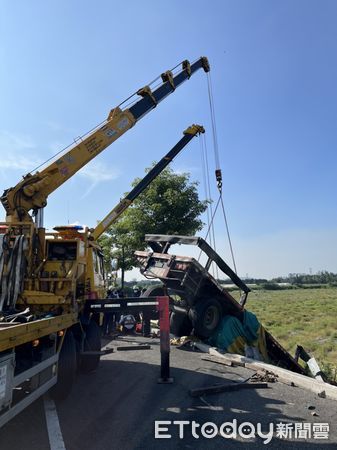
136, 234, 305, 375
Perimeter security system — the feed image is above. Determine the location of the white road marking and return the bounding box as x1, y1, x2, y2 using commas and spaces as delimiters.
43, 395, 66, 450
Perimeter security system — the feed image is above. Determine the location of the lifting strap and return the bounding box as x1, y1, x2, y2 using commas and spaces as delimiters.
0, 234, 27, 312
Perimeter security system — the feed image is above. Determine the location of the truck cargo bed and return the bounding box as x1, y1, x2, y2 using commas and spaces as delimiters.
135, 234, 305, 374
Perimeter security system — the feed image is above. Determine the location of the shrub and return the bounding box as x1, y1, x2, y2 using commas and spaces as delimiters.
261, 282, 282, 290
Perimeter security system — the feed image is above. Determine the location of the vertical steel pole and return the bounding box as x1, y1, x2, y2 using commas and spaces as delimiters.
121, 245, 125, 293
157, 296, 173, 383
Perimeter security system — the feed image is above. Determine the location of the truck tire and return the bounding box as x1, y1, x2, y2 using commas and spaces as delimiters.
141, 285, 165, 298
170, 310, 193, 337
189, 298, 222, 339
51, 330, 77, 400
80, 320, 102, 373
141, 285, 165, 320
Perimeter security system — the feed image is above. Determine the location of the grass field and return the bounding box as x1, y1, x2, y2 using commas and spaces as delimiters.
242, 287, 337, 377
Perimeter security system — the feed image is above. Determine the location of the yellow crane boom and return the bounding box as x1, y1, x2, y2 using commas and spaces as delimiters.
1, 57, 210, 223
92, 124, 205, 240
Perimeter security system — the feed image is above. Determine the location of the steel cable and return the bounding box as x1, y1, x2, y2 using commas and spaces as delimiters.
206, 72, 238, 275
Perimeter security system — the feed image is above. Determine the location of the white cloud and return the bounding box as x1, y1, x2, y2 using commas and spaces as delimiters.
0, 130, 41, 172
0, 129, 119, 183
172, 166, 200, 175
44, 120, 76, 134
0, 130, 35, 150
78, 161, 121, 198
48, 141, 68, 154
44, 120, 66, 132
79, 161, 120, 182
0, 155, 37, 171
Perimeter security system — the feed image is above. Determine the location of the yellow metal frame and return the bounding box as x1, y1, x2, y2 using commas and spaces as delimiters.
0, 313, 78, 352
3, 108, 136, 222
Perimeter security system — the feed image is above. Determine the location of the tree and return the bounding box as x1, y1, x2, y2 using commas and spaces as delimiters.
99, 166, 208, 272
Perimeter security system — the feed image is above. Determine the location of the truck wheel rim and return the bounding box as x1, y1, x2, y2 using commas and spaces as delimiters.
204, 305, 220, 330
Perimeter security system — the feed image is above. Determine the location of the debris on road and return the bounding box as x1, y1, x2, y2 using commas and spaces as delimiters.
116, 345, 152, 351
195, 347, 337, 400
170, 335, 200, 349
201, 355, 233, 367
250, 369, 278, 383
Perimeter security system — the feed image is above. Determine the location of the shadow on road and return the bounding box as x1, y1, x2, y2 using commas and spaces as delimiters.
57, 357, 336, 450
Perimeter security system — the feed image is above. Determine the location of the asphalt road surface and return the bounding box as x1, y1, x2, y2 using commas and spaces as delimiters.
0, 335, 336, 449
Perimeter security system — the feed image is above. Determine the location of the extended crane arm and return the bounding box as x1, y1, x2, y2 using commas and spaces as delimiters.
1, 57, 210, 222
92, 124, 205, 240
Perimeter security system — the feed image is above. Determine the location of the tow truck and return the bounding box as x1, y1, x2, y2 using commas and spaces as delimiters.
0, 56, 209, 427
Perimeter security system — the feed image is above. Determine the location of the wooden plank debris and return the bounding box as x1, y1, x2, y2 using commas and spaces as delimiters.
116, 345, 151, 351
194, 343, 337, 401
201, 355, 233, 367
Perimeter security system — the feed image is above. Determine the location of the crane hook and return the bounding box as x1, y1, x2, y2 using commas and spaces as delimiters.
215, 169, 222, 192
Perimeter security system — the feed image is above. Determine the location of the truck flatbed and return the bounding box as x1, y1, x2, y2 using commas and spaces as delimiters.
135, 234, 305, 374
0, 313, 77, 352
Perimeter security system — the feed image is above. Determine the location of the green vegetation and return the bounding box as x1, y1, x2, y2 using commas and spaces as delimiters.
272, 271, 337, 285
100, 166, 208, 271
245, 287, 337, 377
220, 271, 337, 287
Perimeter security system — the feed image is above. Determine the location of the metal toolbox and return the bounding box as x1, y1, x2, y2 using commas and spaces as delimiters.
0, 351, 15, 411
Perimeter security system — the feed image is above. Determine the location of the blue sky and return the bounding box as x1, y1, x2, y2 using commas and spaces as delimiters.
0, 0, 336, 279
